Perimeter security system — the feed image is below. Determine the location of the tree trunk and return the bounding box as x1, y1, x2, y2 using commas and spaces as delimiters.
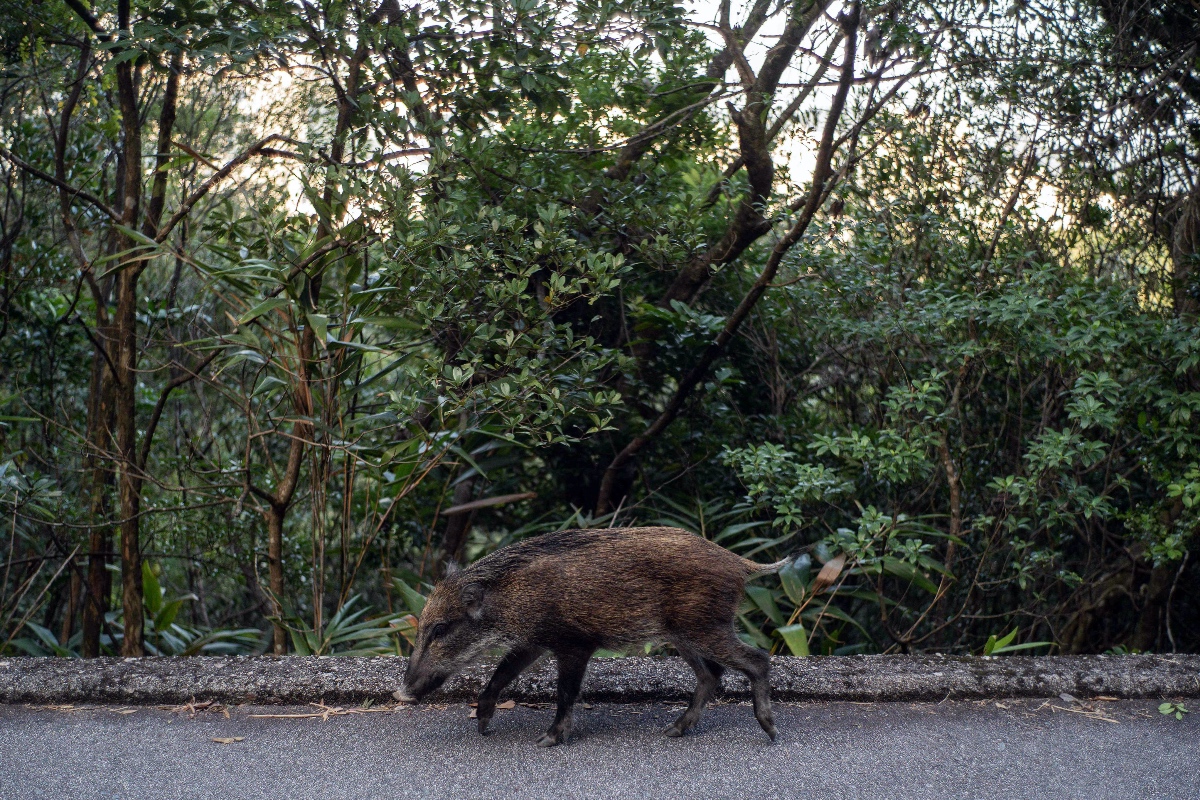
266, 503, 287, 654
255, 315, 316, 654
112, 20, 144, 652
441, 476, 477, 568
59, 567, 82, 647
251, 401, 310, 655
115, 269, 143, 656
80, 527, 112, 657
80, 318, 116, 658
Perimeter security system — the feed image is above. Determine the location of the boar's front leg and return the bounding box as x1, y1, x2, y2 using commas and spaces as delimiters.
477, 646, 544, 734
536, 647, 594, 747
663, 644, 724, 737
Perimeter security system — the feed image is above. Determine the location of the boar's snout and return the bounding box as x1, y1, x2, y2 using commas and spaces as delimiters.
400, 655, 449, 702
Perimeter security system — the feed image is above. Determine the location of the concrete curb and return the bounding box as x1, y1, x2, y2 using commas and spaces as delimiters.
1, 654, 1197, 705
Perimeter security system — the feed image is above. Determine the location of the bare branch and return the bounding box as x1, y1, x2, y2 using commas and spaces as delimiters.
0, 146, 119, 222
718, 0, 758, 88
61, 0, 112, 40
142, 51, 183, 240
137, 350, 220, 473
73, 314, 120, 379
769, 32, 844, 142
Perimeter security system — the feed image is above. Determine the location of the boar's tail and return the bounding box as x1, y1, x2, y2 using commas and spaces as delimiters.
742, 554, 794, 578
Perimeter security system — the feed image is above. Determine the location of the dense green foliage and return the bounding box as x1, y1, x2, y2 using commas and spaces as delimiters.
0, 0, 1196, 658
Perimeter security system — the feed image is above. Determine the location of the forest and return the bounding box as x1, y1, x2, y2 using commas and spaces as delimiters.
0, 0, 1197, 659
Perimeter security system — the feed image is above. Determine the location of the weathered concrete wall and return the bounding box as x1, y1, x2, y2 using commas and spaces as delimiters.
1, 654, 1197, 705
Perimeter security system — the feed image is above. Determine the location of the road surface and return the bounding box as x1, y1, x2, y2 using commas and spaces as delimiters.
1, 698, 1195, 799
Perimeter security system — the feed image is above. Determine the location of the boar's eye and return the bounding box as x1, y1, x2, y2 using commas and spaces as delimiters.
428, 622, 448, 640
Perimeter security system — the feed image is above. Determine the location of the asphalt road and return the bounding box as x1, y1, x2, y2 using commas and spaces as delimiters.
1, 698, 1196, 800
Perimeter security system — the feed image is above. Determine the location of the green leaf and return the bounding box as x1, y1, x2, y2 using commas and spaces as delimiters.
306, 313, 329, 344
990, 640, 1051, 654
354, 314, 425, 331
881, 557, 939, 594
289, 627, 313, 656
238, 297, 292, 324
804, 603, 873, 640
776, 623, 810, 656
745, 585, 784, 626
154, 597, 192, 631
107, 47, 144, 66
1158, 702, 1187, 720
392, 579, 427, 616
983, 628, 1021, 655
711, 521, 770, 543
326, 339, 384, 353
994, 628, 1018, 650
357, 350, 416, 388
142, 563, 163, 616
779, 555, 811, 605
737, 613, 774, 649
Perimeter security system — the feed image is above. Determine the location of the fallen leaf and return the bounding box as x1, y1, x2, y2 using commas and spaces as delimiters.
995, 702, 1009, 709
496, 700, 516, 710
468, 708, 477, 718
1059, 693, 1078, 704
211, 737, 245, 744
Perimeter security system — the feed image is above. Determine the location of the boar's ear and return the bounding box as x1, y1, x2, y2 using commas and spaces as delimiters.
445, 561, 460, 576
461, 582, 484, 620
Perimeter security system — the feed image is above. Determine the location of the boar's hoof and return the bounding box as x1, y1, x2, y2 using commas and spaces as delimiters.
535, 731, 564, 747
477, 715, 492, 735
663, 723, 686, 738
761, 722, 777, 742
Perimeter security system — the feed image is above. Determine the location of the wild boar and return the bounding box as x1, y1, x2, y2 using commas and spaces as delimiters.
396, 526, 788, 746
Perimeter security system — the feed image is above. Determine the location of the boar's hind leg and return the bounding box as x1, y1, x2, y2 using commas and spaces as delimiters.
477, 646, 544, 735
536, 647, 594, 747
663, 645, 721, 738
695, 631, 776, 742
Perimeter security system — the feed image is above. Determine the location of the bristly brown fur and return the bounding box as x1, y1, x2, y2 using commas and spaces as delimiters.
401, 527, 779, 747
